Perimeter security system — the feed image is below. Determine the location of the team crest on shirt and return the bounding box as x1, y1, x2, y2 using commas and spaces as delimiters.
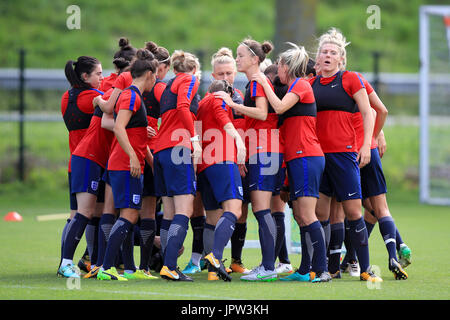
238, 186, 243, 197
132, 194, 141, 205
91, 181, 99, 191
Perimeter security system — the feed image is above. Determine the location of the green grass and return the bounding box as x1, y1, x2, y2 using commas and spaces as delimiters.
0, 121, 449, 300
0, 192, 449, 300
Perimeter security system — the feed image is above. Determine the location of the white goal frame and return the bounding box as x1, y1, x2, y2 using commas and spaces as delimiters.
419, 5, 450, 205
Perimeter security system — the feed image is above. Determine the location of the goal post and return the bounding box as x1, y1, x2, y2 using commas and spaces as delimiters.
419, 5, 450, 206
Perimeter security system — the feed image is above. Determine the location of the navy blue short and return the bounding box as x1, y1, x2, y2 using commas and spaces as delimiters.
360, 148, 387, 199
286, 156, 325, 200
142, 162, 156, 197
153, 147, 196, 197
108, 170, 144, 209
319, 152, 362, 202
197, 162, 243, 211
247, 152, 284, 193
273, 165, 286, 196
68, 172, 77, 210
70, 155, 104, 197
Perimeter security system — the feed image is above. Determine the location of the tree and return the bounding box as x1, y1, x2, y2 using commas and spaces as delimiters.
274, 0, 317, 58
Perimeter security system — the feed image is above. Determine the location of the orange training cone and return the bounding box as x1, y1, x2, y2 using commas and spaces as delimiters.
4, 211, 23, 222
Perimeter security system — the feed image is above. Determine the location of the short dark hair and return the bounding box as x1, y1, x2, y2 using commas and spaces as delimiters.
208, 79, 233, 96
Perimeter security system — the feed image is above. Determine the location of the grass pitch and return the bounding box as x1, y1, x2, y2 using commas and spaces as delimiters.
0, 193, 449, 301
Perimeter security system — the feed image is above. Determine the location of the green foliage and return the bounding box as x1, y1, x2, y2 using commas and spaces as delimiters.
0, 0, 442, 72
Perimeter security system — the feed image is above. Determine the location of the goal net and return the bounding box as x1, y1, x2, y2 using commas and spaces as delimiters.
419, 6, 450, 205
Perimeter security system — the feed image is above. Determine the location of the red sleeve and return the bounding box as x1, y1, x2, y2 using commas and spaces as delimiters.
77, 90, 100, 114
154, 82, 167, 103
357, 72, 374, 95
112, 72, 132, 90
116, 89, 141, 114
342, 71, 366, 96
288, 78, 315, 103
176, 75, 199, 136
250, 80, 267, 99
213, 98, 232, 128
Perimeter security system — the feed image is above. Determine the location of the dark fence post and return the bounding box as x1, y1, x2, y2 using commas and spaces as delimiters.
18, 49, 26, 181
372, 51, 380, 93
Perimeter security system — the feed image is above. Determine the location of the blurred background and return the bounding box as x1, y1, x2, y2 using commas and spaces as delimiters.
0, 0, 449, 213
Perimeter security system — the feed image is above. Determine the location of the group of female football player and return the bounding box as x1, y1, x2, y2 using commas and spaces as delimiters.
58, 27, 411, 283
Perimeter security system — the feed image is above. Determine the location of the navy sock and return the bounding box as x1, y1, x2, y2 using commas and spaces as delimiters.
62, 213, 90, 261
59, 218, 71, 267
190, 216, 205, 255
272, 212, 286, 260
231, 222, 247, 261
348, 217, 370, 272
278, 237, 291, 264
160, 218, 172, 257
121, 224, 136, 272
96, 213, 116, 267
378, 216, 398, 261
254, 209, 276, 271
86, 217, 100, 265
138, 218, 156, 271
212, 211, 237, 260
164, 214, 189, 270
320, 219, 331, 252
102, 217, 133, 270
305, 221, 328, 273
203, 223, 215, 256
298, 226, 311, 274
342, 219, 357, 265
328, 222, 345, 273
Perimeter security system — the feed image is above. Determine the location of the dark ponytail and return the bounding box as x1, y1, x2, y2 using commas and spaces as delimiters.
64, 56, 100, 88
130, 49, 158, 79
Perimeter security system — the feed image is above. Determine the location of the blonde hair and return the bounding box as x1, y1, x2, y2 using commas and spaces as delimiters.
316, 28, 350, 70
211, 47, 236, 70
278, 42, 309, 79
171, 50, 202, 80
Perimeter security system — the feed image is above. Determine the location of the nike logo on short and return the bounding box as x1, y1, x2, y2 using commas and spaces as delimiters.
356, 227, 366, 233
249, 183, 257, 188
331, 84, 338, 88
348, 192, 358, 197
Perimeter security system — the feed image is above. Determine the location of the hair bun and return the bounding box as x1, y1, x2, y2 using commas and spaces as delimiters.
119, 37, 131, 49
113, 57, 130, 69
215, 47, 233, 58
136, 48, 154, 60
145, 41, 159, 54
261, 41, 273, 54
